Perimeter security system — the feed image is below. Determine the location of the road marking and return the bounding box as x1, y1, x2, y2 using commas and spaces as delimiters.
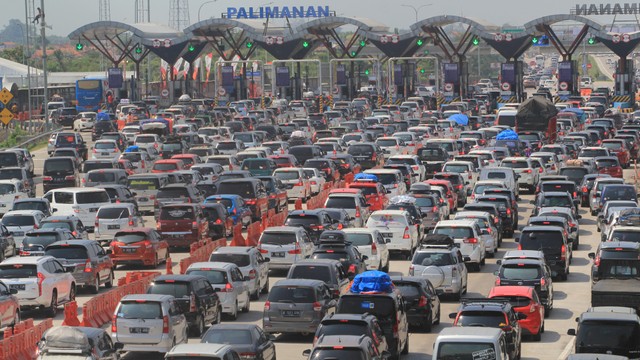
559, 336, 575, 360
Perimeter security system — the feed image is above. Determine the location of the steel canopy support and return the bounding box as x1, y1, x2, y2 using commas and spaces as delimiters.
540, 24, 590, 61
310, 27, 365, 59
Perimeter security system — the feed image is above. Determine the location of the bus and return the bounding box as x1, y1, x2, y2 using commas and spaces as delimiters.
75, 78, 107, 112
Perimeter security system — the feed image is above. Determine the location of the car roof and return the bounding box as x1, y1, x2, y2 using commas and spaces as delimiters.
213, 246, 254, 254
437, 327, 503, 340
273, 278, 326, 287
315, 335, 371, 348
521, 225, 565, 232
263, 226, 304, 233
489, 285, 535, 298
292, 259, 342, 267
1, 255, 53, 265
600, 241, 640, 250
188, 262, 237, 271
167, 343, 235, 356
436, 219, 477, 227
155, 274, 205, 282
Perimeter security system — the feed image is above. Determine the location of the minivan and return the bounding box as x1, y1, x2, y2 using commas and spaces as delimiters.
157, 204, 208, 248
433, 327, 510, 360
478, 167, 519, 199
257, 226, 315, 270
289, 145, 324, 165
42, 188, 111, 231
127, 174, 170, 215
42, 157, 79, 193
216, 179, 268, 221
82, 169, 128, 187
518, 226, 570, 280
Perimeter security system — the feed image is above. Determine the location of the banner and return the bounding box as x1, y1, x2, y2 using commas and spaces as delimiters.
182, 61, 190, 79
204, 53, 213, 83
192, 58, 201, 81
160, 59, 168, 87
173, 58, 184, 79
444, 63, 459, 85
276, 66, 290, 87
108, 67, 123, 89
221, 65, 234, 87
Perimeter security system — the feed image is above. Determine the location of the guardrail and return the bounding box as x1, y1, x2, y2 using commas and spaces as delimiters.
0, 318, 53, 359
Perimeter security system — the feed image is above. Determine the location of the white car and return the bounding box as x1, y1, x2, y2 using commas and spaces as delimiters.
442, 161, 477, 192
433, 219, 485, 272
500, 157, 540, 193
208, 246, 270, 300
0, 179, 29, 217
366, 210, 419, 259
342, 228, 390, 272
91, 139, 121, 161
121, 125, 141, 144
302, 168, 326, 195
273, 168, 311, 201
134, 134, 162, 151
1, 210, 45, 248
387, 155, 426, 182
375, 137, 406, 158
0, 255, 76, 317
94, 203, 143, 246
186, 262, 250, 320
72, 112, 97, 132
454, 211, 499, 257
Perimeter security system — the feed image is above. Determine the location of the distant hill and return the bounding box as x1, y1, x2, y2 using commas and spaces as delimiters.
0, 19, 67, 45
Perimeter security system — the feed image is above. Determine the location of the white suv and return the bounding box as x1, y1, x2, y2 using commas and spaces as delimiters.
409, 242, 468, 300
209, 246, 270, 300
0, 255, 76, 317
387, 155, 426, 182
433, 219, 485, 272
342, 228, 390, 272
186, 262, 250, 320
500, 157, 541, 193
366, 210, 419, 259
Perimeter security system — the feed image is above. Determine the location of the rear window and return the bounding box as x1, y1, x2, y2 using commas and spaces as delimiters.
217, 182, 256, 198
437, 342, 497, 360
610, 230, 640, 242
434, 226, 473, 239
268, 286, 316, 303
97, 207, 130, 219
501, 161, 528, 169
2, 215, 35, 226
343, 233, 373, 246
201, 329, 253, 345
82, 161, 114, 173
162, 143, 183, 151
367, 214, 408, 226
596, 159, 619, 168
128, 178, 159, 190
208, 253, 251, 267
485, 172, 506, 179
0, 169, 24, 180
541, 184, 574, 193
208, 157, 230, 166
0, 153, 18, 167
348, 145, 374, 156
45, 246, 89, 260
412, 252, 453, 266
242, 160, 270, 170
443, 165, 469, 173
427, 142, 454, 152
559, 168, 588, 178
457, 311, 506, 327
41, 221, 71, 231
337, 296, 395, 318
414, 197, 435, 207
289, 265, 332, 283
76, 191, 110, 204
274, 171, 300, 181
0, 264, 37, 278
154, 162, 178, 171
87, 172, 115, 183
500, 264, 542, 280
325, 196, 356, 209
285, 215, 322, 227
160, 207, 195, 220
348, 185, 377, 196
114, 232, 148, 244
520, 231, 564, 249
541, 196, 572, 208
148, 282, 190, 298
117, 301, 162, 319
261, 232, 297, 245
395, 284, 421, 297
186, 269, 227, 285
95, 142, 115, 150
158, 188, 188, 198
44, 159, 73, 173
369, 173, 397, 185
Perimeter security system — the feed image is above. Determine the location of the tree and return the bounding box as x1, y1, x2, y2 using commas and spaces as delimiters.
0, 45, 26, 64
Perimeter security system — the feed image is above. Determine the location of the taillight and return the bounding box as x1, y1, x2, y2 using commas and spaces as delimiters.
506, 208, 511, 215
215, 219, 223, 224
540, 278, 546, 286
249, 269, 256, 279
65, 175, 76, 180
42, 176, 53, 181
403, 226, 410, 239
348, 264, 356, 274
524, 169, 532, 173
355, 206, 361, 218
264, 301, 271, 310
595, 255, 600, 266
495, 277, 500, 286
128, 216, 134, 226
162, 315, 169, 333
84, 260, 93, 273
190, 293, 197, 311
371, 241, 377, 255
432, 206, 438, 212
561, 244, 566, 261
192, 221, 198, 230
464, 237, 478, 244
295, 179, 303, 186
37, 272, 45, 296
539, 168, 543, 173
112, 313, 117, 333
288, 243, 301, 254
418, 296, 428, 307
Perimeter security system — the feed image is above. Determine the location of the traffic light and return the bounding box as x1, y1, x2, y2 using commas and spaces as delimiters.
350, 50, 357, 57
246, 41, 253, 49
75, 42, 84, 51
472, 37, 479, 46
359, 40, 366, 47
588, 37, 598, 45
364, 69, 370, 75
188, 44, 195, 52
416, 38, 424, 46
423, 49, 429, 55
532, 37, 538, 44
302, 41, 309, 48
135, 46, 142, 54
420, 68, 426, 74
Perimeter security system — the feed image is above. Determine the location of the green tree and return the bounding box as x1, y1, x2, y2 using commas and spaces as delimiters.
0, 45, 25, 64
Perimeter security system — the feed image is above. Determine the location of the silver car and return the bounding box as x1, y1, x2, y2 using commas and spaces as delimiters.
112, 294, 188, 353
94, 203, 142, 246
342, 228, 390, 272
257, 226, 315, 271
409, 243, 468, 300
209, 246, 270, 300
186, 262, 250, 320
454, 211, 499, 257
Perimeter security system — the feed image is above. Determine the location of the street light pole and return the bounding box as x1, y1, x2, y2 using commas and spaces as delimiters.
401, 4, 432, 23
40, 0, 48, 131
198, 0, 218, 22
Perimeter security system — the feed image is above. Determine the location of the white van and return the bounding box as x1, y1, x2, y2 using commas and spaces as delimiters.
43, 188, 112, 232
433, 327, 509, 360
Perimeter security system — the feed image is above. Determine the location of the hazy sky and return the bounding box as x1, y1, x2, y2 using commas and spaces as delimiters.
0, 0, 627, 38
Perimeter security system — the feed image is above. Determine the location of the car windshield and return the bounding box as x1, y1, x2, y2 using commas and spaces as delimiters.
437, 343, 497, 360
577, 321, 640, 351
97, 207, 130, 219
500, 265, 541, 280
443, 165, 469, 173
268, 286, 315, 303
201, 329, 253, 345
261, 232, 297, 245
0, 169, 23, 180
45, 246, 89, 260
289, 266, 332, 283
413, 252, 453, 266
208, 253, 251, 267
434, 227, 473, 239
0, 264, 37, 278
117, 301, 162, 319
148, 282, 190, 298
344, 233, 373, 246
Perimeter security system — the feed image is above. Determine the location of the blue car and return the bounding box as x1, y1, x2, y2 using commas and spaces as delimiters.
204, 194, 253, 227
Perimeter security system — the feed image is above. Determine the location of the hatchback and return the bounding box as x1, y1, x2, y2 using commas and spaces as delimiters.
263, 279, 336, 336
111, 294, 188, 353
216, 179, 269, 221
186, 262, 250, 320
488, 286, 545, 341
1, 210, 45, 248
204, 195, 253, 228
494, 257, 554, 314
209, 246, 270, 300
94, 203, 142, 246
92, 140, 121, 161
45, 240, 114, 294
110, 228, 169, 268
391, 275, 441, 332
343, 228, 390, 272
257, 226, 315, 271
157, 204, 208, 248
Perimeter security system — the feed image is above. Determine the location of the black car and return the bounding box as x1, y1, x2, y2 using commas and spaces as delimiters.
160, 138, 188, 159
314, 313, 389, 355
518, 226, 571, 280
284, 209, 338, 242
324, 154, 360, 176
92, 120, 118, 141
391, 276, 441, 332
147, 274, 222, 336
474, 195, 516, 237
21, 229, 75, 256
495, 257, 554, 313
201, 324, 276, 360
531, 191, 579, 217
313, 231, 368, 278
347, 143, 383, 170
56, 107, 78, 127
53, 132, 88, 160
201, 202, 230, 238
95, 184, 138, 208
42, 157, 79, 193
322, 208, 355, 230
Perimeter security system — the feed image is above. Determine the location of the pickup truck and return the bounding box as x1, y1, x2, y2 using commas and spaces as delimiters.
417, 147, 450, 179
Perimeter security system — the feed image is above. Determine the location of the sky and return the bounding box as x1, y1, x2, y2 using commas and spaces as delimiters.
0, 0, 617, 38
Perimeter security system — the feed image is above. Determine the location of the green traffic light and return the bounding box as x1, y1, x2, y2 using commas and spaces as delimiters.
420, 68, 426, 74
188, 44, 195, 52
365, 69, 370, 75
360, 40, 366, 47
532, 37, 538, 44
76, 43, 84, 51
472, 37, 479, 46
417, 38, 424, 46
246, 41, 253, 48
135, 46, 142, 54
588, 37, 595, 45
351, 51, 356, 57
302, 41, 309, 48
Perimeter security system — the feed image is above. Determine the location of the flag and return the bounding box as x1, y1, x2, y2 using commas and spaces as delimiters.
160, 59, 168, 87
204, 53, 213, 83
173, 58, 184, 79
192, 58, 201, 81
182, 61, 190, 79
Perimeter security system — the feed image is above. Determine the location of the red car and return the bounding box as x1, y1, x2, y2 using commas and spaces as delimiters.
170, 154, 202, 170
595, 156, 623, 178
152, 159, 185, 173
488, 286, 545, 341
347, 181, 388, 211
601, 139, 630, 168
157, 204, 209, 248
110, 227, 169, 268
426, 179, 458, 211
268, 154, 299, 168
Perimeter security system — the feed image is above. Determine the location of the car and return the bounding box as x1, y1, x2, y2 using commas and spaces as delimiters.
347, 143, 385, 170
209, 246, 270, 300
390, 276, 441, 332
313, 313, 388, 356
0, 255, 76, 317
600, 184, 638, 211
590, 177, 625, 215
37, 326, 117, 360
110, 227, 169, 268
185, 262, 250, 321
156, 204, 208, 248
454, 211, 500, 256
256, 176, 288, 213
262, 279, 336, 336
432, 327, 511, 360
365, 169, 407, 199
273, 168, 312, 202
111, 294, 188, 353
0, 167, 35, 198
568, 307, 640, 358
257, 226, 315, 271
94, 203, 142, 246
312, 233, 368, 278
531, 191, 579, 218
39, 215, 88, 240
201, 203, 231, 239
285, 210, 339, 243
0, 179, 29, 217
20, 229, 75, 257
147, 275, 222, 336
1, 210, 46, 249
42, 188, 112, 232
342, 228, 390, 272
154, 184, 204, 217
449, 298, 524, 360
287, 259, 350, 299
204, 195, 253, 228
302, 168, 327, 196
580, 174, 611, 207
478, 167, 519, 199
303, 334, 388, 360
366, 210, 419, 259
325, 189, 372, 227
200, 324, 276, 360
44, 240, 114, 294
494, 256, 554, 314
52, 132, 88, 160
0, 280, 19, 329
433, 219, 485, 272
518, 226, 571, 280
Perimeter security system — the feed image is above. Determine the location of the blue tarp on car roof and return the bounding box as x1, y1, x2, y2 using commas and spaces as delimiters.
496, 129, 519, 140
350, 271, 394, 293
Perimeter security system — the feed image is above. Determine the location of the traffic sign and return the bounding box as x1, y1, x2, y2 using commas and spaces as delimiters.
559, 82, 569, 91
0, 108, 13, 125
622, 33, 631, 43
444, 83, 454, 92
612, 34, 621, 43
587, 63, 592, 69
0, 88, 13, 105
494, 33, 504, 42
501, 82, 511, 91
161, 89, 169, 98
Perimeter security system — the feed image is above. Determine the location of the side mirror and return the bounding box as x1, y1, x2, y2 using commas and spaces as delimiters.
529, 200, 535, 204
114, 342, 124, 350
302, 350, 311, 357
10, 288, 17, 295
577, 215, 582, 220
52, 208, 58, 213
362, 255, 368, 260
268, 334, 276, 341
567, 329, 576, 336
514, 236, 519, 243
588, 252, 596, 259
448, 313, 458, 319
493, 270, 499, 276
263, 257, 270, 263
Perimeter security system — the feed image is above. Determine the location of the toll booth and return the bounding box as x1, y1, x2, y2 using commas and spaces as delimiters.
595, 32, 640, 109
498, 61, 524, 105
556, 60, 579, 102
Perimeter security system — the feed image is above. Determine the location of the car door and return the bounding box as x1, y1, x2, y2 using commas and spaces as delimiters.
168, 300, 187, 343
0, 281, 13, 327
425, 281, 439, 320
199, 279, 218, 323
232, 267, 249, 305
256, 327, 276, 360
50, 259, 71, 299
91, 243, 110, 283
256, 252, 269, 288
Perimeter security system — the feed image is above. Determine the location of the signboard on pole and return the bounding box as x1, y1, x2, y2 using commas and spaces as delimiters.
444, 63, 459, 85
221, 66, 234, 87
0, 88, 14, 125
336, 65, 346, 85
394, 64, 403, 86
108, 68, 123, 89
275, 66, 290, 87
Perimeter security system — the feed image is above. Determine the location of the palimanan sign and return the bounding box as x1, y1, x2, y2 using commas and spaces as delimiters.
573, 3, 640, 15
226, 5, 331, 19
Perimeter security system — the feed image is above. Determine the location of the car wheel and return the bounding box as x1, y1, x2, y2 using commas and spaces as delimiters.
152, 254, 159, 268
89, 276, 100, 294
11, 311, 20, 327
261, 278, 269, 294
251, 287, 260, 300
215, 306, 223, 324
105, 271, 114, 288
230, 301, 238, 320
533, 329, 542, 341
69, 285, 76, 301
401, 335, 409, 355
242, 298, 250, 313
45, 290, 58, 318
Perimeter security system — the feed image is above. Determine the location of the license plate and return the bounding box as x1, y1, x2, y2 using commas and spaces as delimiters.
122, 247, 137, 253
101, 152, 109, 156
89, 208, 98, 212
129, 327, 149, 334
385, 238, 392, 243
9, 284, 24, 291
12, 232, 23, 237
282, 310, 300, 317
271, 252, 285, 257
138, 197, 148, 202
381, 233, 393, 237
0, 204, 5, 207
107, 225, 120, 230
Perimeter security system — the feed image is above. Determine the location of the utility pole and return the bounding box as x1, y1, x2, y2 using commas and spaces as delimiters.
40, 0, 48, 131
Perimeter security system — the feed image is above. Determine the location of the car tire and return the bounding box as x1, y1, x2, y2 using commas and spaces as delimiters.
242, 298, 250, 313
573, 236, 579, 250
192, 315, 205, 337
422, 313, 432, 333
152, 254, 159, 268
45, 290, 58, 318
533, 330, 542, 341
487, 251, 495, 258
11, 310, 20, 328
251, 287, 260, 300
105, 271, 114, 288
434, 304, 441, 325
89, 276, 100, 294
261, 278, 269, 294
